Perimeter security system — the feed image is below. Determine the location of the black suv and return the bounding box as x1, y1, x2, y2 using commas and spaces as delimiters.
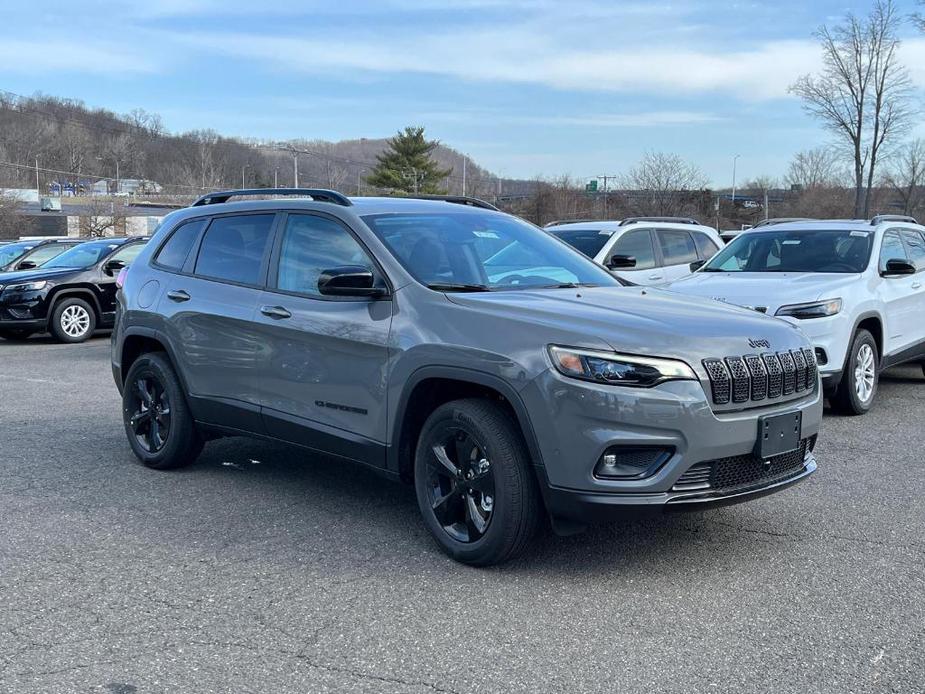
0, 238, 83, 272
0, 237, 149, 342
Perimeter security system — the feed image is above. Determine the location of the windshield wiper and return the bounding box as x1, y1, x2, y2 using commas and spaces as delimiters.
426, 282, 493, 292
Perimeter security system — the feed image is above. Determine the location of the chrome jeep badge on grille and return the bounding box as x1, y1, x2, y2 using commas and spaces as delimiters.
748, 338, 771, 349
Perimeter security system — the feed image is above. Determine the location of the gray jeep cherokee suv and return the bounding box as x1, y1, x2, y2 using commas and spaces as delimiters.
112, 189, 822, 565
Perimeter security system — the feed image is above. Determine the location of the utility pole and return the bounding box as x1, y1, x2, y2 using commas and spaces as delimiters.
293, 153, 299, 188
35, 157, 40, 195
241, 164, 247, 189
356, 168, 365, 195
115, 160, 120, 195
274, 167, 279, 188
764, 188, 769, 220
403, 168, 423, 194
731, 154, 740, 204
462, 156, 467, 196
598, 174, 617, 219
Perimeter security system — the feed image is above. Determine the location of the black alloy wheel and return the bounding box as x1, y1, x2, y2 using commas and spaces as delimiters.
127, 375, 172, 453
425, 428, 496, 543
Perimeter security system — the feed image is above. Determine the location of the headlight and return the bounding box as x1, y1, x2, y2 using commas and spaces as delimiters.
775, 298, 842, 319
3, 280, 47, 293
549, 345, 696, 387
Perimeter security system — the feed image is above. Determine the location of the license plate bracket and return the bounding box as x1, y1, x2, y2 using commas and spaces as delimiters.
757, 411, 802, 458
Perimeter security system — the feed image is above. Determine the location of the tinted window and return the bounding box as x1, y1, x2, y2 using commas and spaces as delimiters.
549, 229, 613, 259
108, 241, 147, 265
20, 244, 70, 265
705, 229, 873, 274
611, 230, 656, 270
900, 229, 925, 270
693, 232, 720, 260
276, 215, 374, 297
879, 231, 907, 272
363, 212, 618, 290
194, 214, 274, 285
155, 220, 206, 270
656, 229, 699, 265
0, 242, 34, 267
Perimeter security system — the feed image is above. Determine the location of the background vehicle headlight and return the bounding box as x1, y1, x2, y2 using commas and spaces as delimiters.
775, 298, 842, 319
549, 345, 696, 387
3, 280, 47, 293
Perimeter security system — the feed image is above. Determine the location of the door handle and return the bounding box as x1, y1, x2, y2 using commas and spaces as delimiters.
166, 290, 190, 302
913, 282, 922, 289
648, 274, 664, 281
260, 305, 292, 319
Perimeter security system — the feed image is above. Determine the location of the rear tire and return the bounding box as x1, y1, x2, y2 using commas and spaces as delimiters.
832, 329, 878, 415
122, 352, 203, 470
50, 297, 96, 343
414, 398, 541, 566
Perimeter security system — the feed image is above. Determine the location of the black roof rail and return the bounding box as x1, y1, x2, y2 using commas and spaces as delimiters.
751, 217, 812, 228
870, 214, 918, 225
543, 218, 597, 227
191, 188, 352, 207
392, 194, 499, 211
619, 216, 700, 226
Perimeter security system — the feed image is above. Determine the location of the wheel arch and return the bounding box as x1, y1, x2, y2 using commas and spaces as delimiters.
46, 286, 103, 325
389, 366, 545, 484
852, 312, 883, 363
119, 327, 189, 393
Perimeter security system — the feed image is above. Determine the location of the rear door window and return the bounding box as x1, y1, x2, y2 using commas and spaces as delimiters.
194, 214, 275, 286
611, 229, 656, 270
656, 229, 699, 265
692, 232, 720, 260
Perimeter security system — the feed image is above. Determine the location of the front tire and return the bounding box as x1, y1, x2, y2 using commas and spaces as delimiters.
414, 398, 540, 566
50, 297, 96, 343
832, 329, 878, 415
122, 352, 203, 469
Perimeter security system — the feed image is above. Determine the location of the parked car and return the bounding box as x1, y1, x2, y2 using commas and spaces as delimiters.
0, 238, 82, 272
0, 236, 149, 342
545, 217, 722, 285
111, 189, 822, 566
666, 215, 925, 414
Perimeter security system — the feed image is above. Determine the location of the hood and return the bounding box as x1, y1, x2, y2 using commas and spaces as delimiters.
665, 271, 862, 315
0, 266, 82, 285
444, 285, 808, 363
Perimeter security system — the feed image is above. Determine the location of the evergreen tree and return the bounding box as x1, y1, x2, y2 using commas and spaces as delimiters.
365, 126, 452, 194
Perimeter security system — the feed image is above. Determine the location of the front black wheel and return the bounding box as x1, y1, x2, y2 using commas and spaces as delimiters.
122, 352, 202, 469
832, 329, 878, 415
50, 297, 96, 343
414, 398, 540, 566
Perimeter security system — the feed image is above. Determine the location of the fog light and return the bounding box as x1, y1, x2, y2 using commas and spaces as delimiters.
594, 446, 673, 480
814, 348, 828, 366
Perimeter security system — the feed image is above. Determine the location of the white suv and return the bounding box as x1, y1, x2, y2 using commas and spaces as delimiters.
665, 216, 925, 414
545, 217, 723, 285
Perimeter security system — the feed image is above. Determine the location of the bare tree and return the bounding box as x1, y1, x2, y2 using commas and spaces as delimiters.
0, 193, 22, 239
80, 197, 126, 237
621, 151, 708, 217
883, 139, 925, 215
790, 0, 914, 218
785, 148, 846, 189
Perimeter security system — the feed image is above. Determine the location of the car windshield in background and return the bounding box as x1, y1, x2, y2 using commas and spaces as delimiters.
703, 229, 873, 274
548, 228, 613, 259
362, 212, 620, 290
43, 241, 122, 269
0, 242, 35, 267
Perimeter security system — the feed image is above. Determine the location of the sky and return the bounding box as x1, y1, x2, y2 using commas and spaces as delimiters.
3, 0, 925, 186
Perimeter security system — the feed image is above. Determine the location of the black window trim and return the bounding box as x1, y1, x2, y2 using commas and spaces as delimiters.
263, 210, 393, 302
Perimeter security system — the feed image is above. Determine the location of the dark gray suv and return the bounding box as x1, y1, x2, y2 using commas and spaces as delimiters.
112, 189, 823, 565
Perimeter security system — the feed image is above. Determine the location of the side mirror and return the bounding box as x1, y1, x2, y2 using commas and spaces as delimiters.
103, 259, 126, 276
689, 259, 707, 272
607, 254, 637, 270
318, 265, 387, 297
883, 258, 916, 276
15, 260, 37, 270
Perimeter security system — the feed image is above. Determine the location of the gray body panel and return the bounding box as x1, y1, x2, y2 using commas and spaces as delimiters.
113, 196, 822, 521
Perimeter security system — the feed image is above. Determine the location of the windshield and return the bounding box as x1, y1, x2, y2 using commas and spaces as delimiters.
0, 242, 35, 267
548, 228, 613, 259
703, 229, 873, 274
44, 240, 123, 269
362, 212, 620, 290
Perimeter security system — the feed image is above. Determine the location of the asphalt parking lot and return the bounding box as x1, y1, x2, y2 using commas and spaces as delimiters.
1, 336, 923, 693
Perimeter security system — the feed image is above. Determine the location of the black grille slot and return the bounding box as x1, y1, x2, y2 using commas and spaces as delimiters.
779, 351, 796, 394
744, 354, 768, 401
673, 441, 809, 495
791, 349, 807, 392
763, 353, 783, 398
702, 359, 731, 404
724, 356, 751, 403
803, 348, 817, 390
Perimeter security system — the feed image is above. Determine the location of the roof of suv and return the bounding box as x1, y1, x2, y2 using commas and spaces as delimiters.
737, 218, 925, 234
545, 218, 716, 233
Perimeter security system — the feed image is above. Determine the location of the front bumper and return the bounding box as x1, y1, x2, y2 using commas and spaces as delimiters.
520, 369, 823, 523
